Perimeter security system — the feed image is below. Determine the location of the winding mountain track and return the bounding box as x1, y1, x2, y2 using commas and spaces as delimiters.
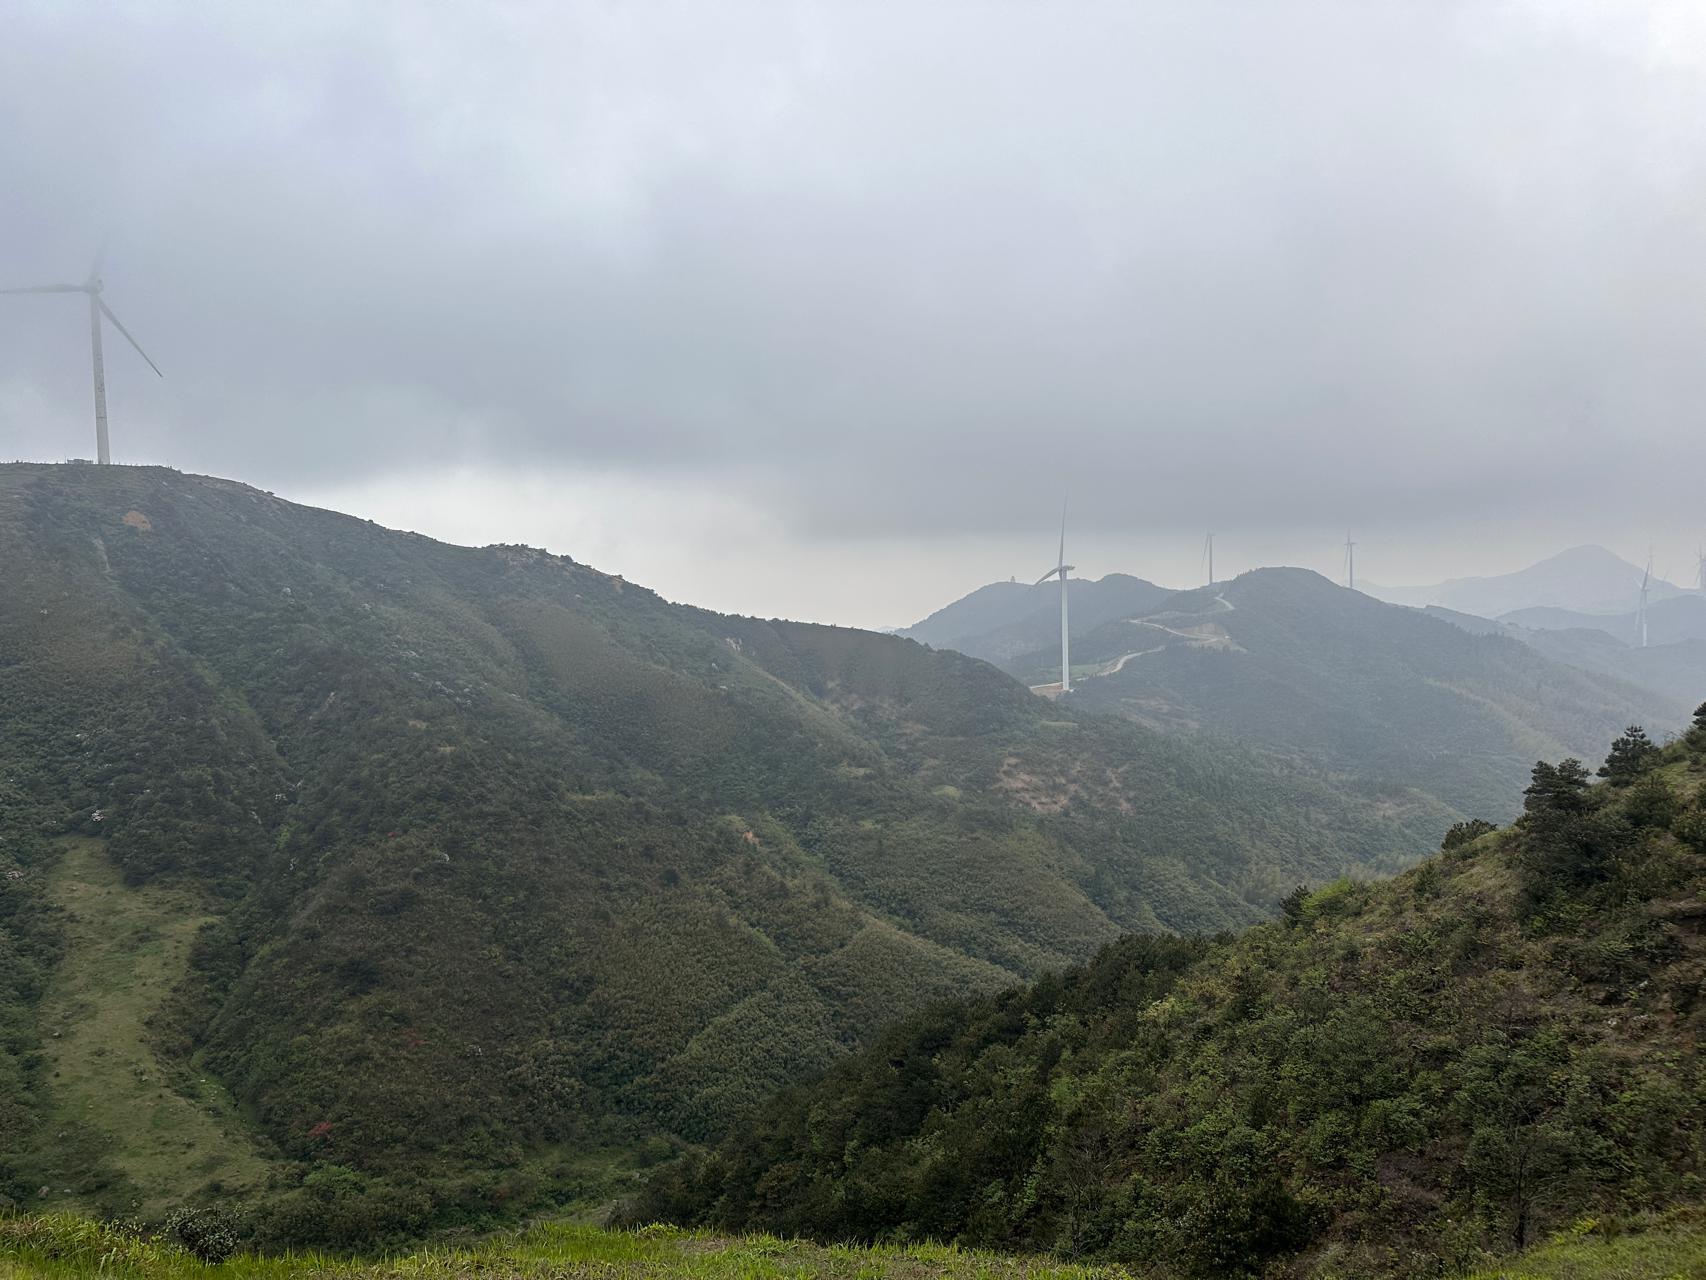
1102, 647, 1164, 674
1086, 592, 1240, 680
1036, 592, 1241, 689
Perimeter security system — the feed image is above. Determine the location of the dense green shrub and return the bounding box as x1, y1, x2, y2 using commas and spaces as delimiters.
162, 1207, 238, 1262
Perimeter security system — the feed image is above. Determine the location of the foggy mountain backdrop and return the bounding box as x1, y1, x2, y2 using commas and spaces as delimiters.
6, 4, 1706, 625
906, 552, 1706, 820
1364, 544, 1691, 617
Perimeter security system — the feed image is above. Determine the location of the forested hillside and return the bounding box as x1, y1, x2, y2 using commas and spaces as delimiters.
1012, 569, 1688, 819
641, 711, 1706, 1278
0, 464, 1445, 1243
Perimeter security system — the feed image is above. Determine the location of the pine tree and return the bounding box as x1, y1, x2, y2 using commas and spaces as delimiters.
1688, 701, 1706, 748
1599, 725, 1657, 785
1524, 759, 1591, 816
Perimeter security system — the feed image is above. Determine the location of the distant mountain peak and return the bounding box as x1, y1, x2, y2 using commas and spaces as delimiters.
1365, 544, 1686, 618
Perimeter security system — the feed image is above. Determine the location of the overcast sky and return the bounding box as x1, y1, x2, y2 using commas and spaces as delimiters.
3, 1, 1705, 627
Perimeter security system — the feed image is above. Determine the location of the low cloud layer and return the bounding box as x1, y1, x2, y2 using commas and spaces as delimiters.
3, 2, 1704, 622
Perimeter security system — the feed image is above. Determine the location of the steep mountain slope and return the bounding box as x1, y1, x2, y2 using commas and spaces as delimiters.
1364, 544, 1685, 617
642, 717, 1706, 1279
900, 574, 1174, 669
1501, 593, 1706, 646
0, 464, 1446, 1240
1013, 568, 1689, 820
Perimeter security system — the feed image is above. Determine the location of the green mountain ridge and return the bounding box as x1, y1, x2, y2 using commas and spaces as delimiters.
1499, 594, 1706, 646
900, 574, 1175, 669
1423, 604, 1706, 710
1003, 568, 1692, 820
0, 464, 1447, 1242
641, 714, 1706, 1278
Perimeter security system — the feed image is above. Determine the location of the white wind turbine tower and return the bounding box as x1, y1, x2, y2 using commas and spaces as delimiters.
1202, 532, 1215, 587
1035, 500, 1075, 694
2, 248, 162, 465
1636, 554, 1653, 649
1343, 531, 1356, 590
1696, 544, 1705, 594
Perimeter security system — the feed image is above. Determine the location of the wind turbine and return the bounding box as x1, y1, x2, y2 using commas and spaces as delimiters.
1036, 500, 1074, 693
2, 248, 162, 465
1696, 543, 1705, 594
1202, 532, 1215, 587
1636, 554, 1652, 649
1343, 531, 1356, 591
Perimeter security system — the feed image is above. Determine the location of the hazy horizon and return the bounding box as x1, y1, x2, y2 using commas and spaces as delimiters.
5, 2, 1706, 627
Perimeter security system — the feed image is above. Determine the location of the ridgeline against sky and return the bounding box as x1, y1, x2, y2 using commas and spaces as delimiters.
3, 2, 1705, 624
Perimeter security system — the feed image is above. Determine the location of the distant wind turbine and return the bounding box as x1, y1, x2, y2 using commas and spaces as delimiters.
1036, 499, 1075, 693
1343, 532, 1356, 591
2, 247, 162, 465
1203, 532, 1215, 587
1637, 554, 1653, 649
1697, 544, 1705, 594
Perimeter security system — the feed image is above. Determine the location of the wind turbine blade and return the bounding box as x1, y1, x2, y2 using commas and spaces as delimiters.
88, 239, 108, 287
98, 299, 162, 376
1059, 495, 1068, 566
0, 283, 85, 293
1035, 570, 1059, 587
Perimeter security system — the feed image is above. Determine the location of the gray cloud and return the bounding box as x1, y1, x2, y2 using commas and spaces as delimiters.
3, 1, 1705, 619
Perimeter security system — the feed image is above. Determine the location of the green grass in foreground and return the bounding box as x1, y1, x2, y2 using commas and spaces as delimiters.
0, 1216, 1124, 1280
1463, 1215, 1706, 1279
7, 1215, 1706, 1280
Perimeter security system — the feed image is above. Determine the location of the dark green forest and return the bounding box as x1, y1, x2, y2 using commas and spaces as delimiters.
0, 464, 1447, 1244
639, 709, 1706, 1278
